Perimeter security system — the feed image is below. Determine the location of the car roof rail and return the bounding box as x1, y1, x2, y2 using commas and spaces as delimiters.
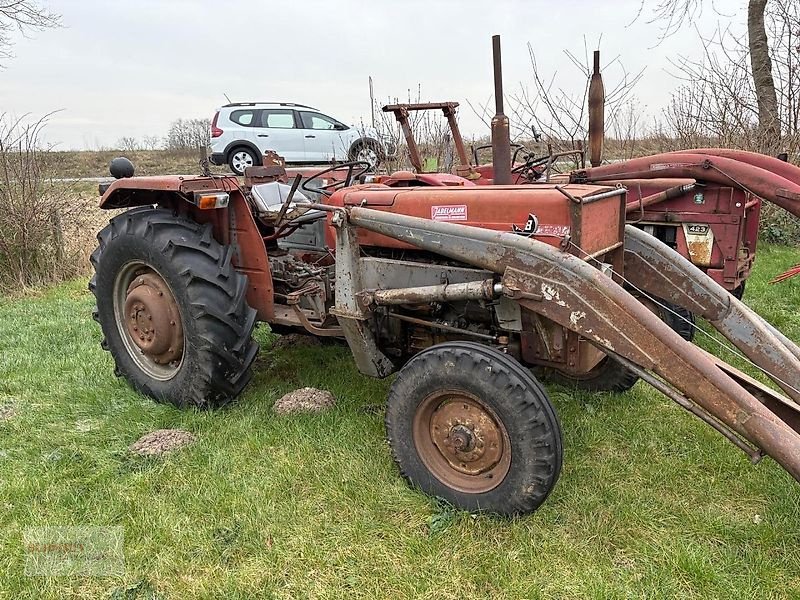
223, 102, 318, 110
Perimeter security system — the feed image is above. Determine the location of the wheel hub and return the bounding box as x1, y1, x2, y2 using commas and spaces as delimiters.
429, 397, 504, 476
123, 272, 183, 365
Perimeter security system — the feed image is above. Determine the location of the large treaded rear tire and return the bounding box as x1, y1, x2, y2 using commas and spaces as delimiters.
386, 341, 562, 516
89, 207, 258, 409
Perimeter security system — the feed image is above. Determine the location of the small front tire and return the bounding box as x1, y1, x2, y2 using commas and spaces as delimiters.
386, 341, 563, 516
349, 139, 383, 169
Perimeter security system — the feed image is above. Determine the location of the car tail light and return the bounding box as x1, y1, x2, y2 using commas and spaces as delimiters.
211, 112, 223, 138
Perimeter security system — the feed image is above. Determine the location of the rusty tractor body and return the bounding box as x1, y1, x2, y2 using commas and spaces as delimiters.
382, 42, 800, 298
91, 147, 800, 515
89, 38, 800, 516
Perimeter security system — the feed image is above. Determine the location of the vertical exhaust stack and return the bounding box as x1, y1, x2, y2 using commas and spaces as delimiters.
491, 35, 512, 185
588, 50, 605, 168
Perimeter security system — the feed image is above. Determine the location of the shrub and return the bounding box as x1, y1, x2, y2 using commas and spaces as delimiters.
0, 115, 92, 291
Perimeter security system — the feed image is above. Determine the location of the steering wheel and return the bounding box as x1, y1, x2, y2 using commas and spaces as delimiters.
511, 148, 551, 180
471, 143, 526, 167
301, 161, 372, 197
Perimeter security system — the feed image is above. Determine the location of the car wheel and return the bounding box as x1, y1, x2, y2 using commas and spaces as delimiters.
229, 147, 259, 176
349, 140, 383, 169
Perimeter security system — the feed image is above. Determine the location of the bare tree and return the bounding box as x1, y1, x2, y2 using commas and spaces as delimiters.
664, 1, 798, 155
0, 1, 60, 64
0, 113, 91, 289
639, 0, 781, 146
116, 136, 140, 152
141, 135, 162, 151
165, 118, 210, 153
467, 41, 643, 164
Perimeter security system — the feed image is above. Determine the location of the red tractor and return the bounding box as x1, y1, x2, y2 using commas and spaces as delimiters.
380, 47, 800, 300
89, 40, 800, 517
91, 154, 800, 516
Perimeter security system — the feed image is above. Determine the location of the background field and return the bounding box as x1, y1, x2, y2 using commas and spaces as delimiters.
0, 245, 798, 599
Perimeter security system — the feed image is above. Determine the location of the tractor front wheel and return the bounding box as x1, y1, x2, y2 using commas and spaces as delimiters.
386, 341, 563, 516
89, 207, 259, 409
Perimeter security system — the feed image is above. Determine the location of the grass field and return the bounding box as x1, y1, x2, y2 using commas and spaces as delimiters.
0, 245, 799, 599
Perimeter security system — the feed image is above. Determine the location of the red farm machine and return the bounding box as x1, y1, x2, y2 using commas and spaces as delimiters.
381, 44, 800, 301
90, 37, 800, 516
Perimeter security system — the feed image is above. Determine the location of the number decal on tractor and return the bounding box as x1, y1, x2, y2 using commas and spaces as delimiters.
512, 213, 540, 237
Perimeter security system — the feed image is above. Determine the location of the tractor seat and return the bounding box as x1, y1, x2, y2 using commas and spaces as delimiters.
251, 181, 323, 226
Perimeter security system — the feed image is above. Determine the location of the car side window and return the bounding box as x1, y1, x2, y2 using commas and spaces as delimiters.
299, 111, 339, 130
230, 110, 255, 126
260, 109, 296, 129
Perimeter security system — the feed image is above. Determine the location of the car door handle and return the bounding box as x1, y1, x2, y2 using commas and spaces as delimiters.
305, 135, 316, 138
257, 134, 269, 138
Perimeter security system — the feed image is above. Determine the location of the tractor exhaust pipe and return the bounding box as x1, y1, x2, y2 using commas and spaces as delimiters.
491, 34, 512, 185
588, 50, 605, 168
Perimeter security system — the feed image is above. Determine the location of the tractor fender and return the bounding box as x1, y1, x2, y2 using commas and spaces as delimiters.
98, 176, 274, 321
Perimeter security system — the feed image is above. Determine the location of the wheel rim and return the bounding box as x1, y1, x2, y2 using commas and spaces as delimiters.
413, 390, 511, 493
231, 151, 254, 174
113, 262, 185, 381
356, 146, 378, 167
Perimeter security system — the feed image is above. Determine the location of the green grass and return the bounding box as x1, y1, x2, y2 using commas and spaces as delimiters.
0, 246, 799, 599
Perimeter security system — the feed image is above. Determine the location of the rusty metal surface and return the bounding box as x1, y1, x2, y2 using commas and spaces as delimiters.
383, 101, 472, 173
124, 271, 183, 366
573, 152, 800, 219
413, 390, 510, 492
386, 312, 498, 342
367, 279, 497, 306
491, 35, 512, 186
343, 205, 800, 482
623, 225, 800, 403
329, 211, 395, 378
625, 182, 696, 214
588, 50, 605, 168
698, 347, 800, 436
665, 148, 800, 188
99, 175, 241, 209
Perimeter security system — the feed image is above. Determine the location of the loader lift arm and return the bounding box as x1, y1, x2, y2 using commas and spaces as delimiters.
326, 204, 800, 483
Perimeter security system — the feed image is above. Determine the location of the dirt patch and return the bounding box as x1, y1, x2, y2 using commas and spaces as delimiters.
271, 334, 322, 351
129, 429, 196, 456
274, 387, 335, 415
0, 405, 16, 421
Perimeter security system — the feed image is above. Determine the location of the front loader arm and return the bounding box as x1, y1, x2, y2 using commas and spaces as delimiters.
340, 206, 800, 482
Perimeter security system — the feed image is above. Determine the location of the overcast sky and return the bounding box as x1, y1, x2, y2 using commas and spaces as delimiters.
0, 0, 745, 150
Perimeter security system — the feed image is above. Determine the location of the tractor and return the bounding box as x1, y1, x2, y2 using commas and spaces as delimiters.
380, 46, 800, 302
90, 39, 800, 517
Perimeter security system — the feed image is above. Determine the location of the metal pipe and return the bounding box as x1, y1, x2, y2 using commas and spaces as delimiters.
574, 152, 800, 219
625, 183, 696, 214
387, 312, 497, 341
491, 35, 512, 185
605, 348, 764, 463
580, 187, 627, 204
368, 279, 497, 306
588, 50, 605, 168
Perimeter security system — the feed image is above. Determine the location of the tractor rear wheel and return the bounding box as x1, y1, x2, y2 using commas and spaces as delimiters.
89, 207, 259, 409
386, 341, 562, 516
547, 297, 696, 393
